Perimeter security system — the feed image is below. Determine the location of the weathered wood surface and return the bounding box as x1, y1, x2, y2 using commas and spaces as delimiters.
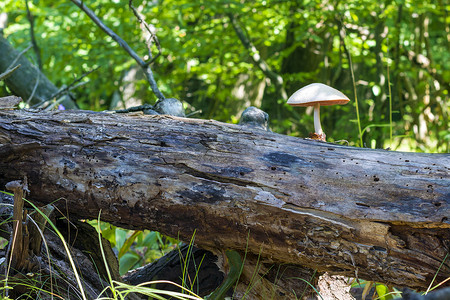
0, 109, 449, 290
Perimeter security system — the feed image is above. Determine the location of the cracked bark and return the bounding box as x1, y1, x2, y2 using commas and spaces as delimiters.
0, 109, 449, 291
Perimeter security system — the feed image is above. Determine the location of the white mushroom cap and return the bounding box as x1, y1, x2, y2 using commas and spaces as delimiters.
287, 83, 350, 107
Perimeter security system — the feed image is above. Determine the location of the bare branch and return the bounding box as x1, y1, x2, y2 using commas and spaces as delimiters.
115, 103, 154, 113
25, 0, 42, 71
47, 66, 100, 101
128, 0, 161, 65
7, 44, 32, 70
0, 64, 21, 81
26, 65, 40, 105
70, 0, 165, 100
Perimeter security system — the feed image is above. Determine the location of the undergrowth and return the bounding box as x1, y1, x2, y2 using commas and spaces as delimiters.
0, 192, 448, 299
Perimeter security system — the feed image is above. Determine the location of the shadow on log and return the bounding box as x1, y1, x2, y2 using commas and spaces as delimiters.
0, 109, 449, 292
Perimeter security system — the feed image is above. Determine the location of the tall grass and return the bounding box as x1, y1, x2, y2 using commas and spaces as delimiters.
0, 194, 203, 300
425, 252, 449, 294
386, 43, 393, 147
0, 193, 87, 299
345, 39, 363, 148
343, 21, 396, 149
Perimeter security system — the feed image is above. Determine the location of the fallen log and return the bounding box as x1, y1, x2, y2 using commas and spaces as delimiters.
0, 109, 448, 290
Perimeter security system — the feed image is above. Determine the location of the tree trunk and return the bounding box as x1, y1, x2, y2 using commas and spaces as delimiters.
0, 109, 448, 290
0, 35, 77, 108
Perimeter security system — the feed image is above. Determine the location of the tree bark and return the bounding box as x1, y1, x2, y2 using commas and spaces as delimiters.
0, 109, 448, 290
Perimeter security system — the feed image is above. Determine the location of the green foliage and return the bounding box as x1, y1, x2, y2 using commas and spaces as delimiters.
89, 220, 179, 275
374, 283, 399, 300
351, 280, 402, 299
204, 250, 242, 300
1, 0, 448, 152
104, 280, 203, 300
93, 214, 201, 300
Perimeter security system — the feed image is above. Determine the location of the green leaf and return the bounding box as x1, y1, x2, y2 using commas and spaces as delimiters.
119, 252, 141, 275
118, 230, 142, 259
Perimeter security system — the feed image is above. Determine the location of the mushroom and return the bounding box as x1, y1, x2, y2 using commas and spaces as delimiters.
287, 83, 350, 141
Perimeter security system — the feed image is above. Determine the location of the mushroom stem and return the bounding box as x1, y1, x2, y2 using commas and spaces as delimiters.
313, 103, 323, 135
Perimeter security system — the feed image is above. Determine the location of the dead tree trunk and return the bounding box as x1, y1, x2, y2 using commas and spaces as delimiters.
0, 109, 448, 290
0, 35, 77, 108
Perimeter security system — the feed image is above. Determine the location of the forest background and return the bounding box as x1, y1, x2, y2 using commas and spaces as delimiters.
0, 1, 449, 290
1, 0, 448, 153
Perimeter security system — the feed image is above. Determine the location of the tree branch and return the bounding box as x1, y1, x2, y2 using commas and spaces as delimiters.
42, 66, 100, 107
7, 44, 32, 70
25, 0, 42, 71
128, 0, 161, 66
0, 64, 20, 81
26, 65, 40, 105
70, 0, 165, 100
